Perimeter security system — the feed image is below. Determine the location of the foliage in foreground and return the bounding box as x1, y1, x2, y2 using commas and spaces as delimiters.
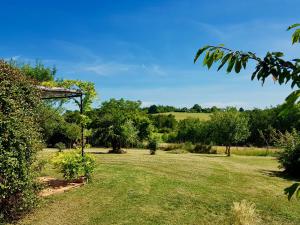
52, 150, 96, 181
194, 24, 300, 113
0, 60, 42, 223
272, 129, 300, 200
194, 22, 300, 199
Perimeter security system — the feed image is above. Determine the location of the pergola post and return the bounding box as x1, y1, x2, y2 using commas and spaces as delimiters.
80, 94, 84, 157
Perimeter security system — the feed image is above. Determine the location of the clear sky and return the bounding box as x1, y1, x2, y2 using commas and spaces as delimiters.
1, 0, 300, 109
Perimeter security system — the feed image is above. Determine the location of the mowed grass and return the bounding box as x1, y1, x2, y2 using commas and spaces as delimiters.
158, 112, 211, 121
159, 143, 279, 157
18, 149, 300, 225
215, 146, 280, 157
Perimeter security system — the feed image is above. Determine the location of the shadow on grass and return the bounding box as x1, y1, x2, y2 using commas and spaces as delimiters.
88, 151, 108, 154
259, 169, 300, 182
89, 149, 127, 154
190, 153, 229, 158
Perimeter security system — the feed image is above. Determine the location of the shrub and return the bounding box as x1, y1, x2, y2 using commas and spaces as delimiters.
149, 114, 177, 132
52, 150, 96, 181
85, 143, 92, 149
148, 139, 158, 155
32, 159, 48, 176
55, 142, 66, 152
175, 118, 208, 144
273, 129, 300, 177
183, 141, 194, 152
158, 143, 183, 151
162, 132, 177, 143
136, 141, 147, 149
231, 200, 261, 225
0, 60, 42, 223
191, 144, 216, 154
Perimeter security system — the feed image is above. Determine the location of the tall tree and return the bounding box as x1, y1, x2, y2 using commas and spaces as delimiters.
209, 110, 250, 156
90, 99, 152, 153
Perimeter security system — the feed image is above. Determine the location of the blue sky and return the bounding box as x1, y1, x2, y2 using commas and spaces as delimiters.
1, 0, 300, 109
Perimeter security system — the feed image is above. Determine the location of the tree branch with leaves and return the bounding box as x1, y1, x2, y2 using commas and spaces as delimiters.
194, 23, 300, 200
194, 24, 300, 112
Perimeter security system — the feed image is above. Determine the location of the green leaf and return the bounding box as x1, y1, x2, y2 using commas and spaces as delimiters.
240, 55, 248, 69
226, 55, 236, 73
217, 53, 231, 71
203, 51, 210, 66
278, 74, 285, 84
247, 52, 256, 58
292, 29, 300, 44
214, 50, 224, 61
207, 52, 215, 69
272, 52, 284, 57
285, 90, 300, 105
292, 59, 300, 63
280, 90, 300, 116
287, 23, 300, 31
194, 45, 211, 63
284, 183, 300, 200
234, 59, 242, 73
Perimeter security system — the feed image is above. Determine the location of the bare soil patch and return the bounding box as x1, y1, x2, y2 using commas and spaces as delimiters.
38, 176, 84, 197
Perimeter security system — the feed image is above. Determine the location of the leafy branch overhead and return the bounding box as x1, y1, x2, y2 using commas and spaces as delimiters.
194, 24, 300, 108
194, 23, 300, 201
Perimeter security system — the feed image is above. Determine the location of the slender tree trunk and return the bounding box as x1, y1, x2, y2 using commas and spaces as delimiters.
110, 140, 125, 154
227, 145, 231, 157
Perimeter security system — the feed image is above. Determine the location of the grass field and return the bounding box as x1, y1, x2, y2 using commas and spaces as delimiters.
18, 148, 300, 225
158, 143, 279, 157
215, 146, 280, 156
158, 112, 211, 121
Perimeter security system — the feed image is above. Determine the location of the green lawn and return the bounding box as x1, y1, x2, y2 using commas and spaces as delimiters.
158, 112, 211, 121
18, 149, 300, 225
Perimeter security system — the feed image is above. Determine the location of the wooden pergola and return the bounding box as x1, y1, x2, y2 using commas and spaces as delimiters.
37, 86, 85, 156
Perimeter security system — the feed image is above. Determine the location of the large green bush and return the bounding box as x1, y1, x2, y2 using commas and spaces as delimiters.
0, 60, 42, 222
209, 109, 250, 156
175, 118, 208, 144
89, 99, 152, 153
52, 150, 96, 181
273, 129, 300, 177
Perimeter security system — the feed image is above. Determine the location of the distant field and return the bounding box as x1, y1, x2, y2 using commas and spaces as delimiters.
157, 112, 211, 121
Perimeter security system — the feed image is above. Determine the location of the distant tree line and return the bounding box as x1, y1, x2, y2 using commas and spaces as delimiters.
36, 101, 300, 156
13, 61, 299, 154
156, 105, 300, 148
145, 103, 244, 114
